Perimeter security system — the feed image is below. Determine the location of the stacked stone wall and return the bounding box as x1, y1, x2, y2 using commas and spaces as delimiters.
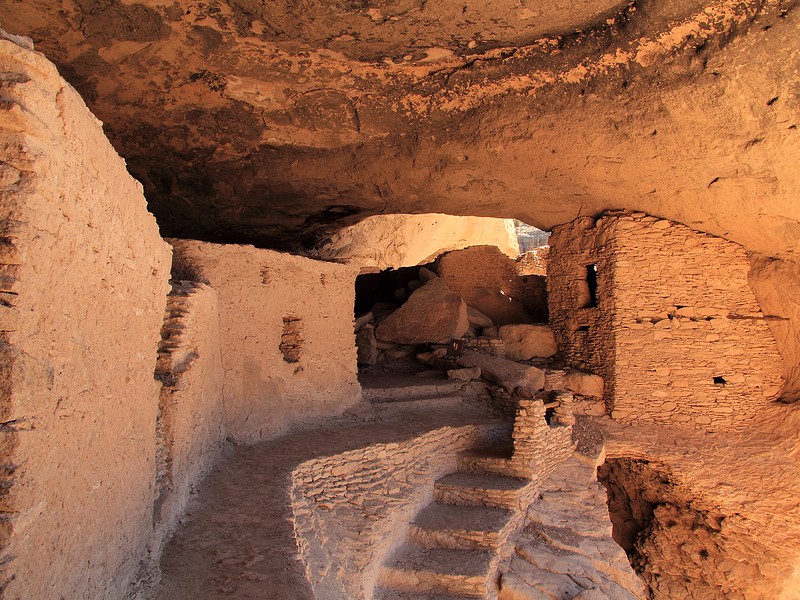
0, 39, 172, 599
510, 398, 576, 479
169, 239, 362, 443
152, 282, 225, 555
547, 217, 617, 409
549, 212, 783, 431
291, 422, 506, 600
515, 247, 549, 276
611, 216, 783, 428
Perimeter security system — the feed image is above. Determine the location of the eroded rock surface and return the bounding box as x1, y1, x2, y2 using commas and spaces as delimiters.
375, 277, 469, 344
309, 214, 519, 269
501, 456, 646, 600
2, 3, 799, 253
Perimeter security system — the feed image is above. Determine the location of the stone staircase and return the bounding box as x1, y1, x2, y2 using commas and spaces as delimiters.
373, 396, 575, 600
374, 445, 534, 599
359, 373, 486, 419
359, 364, 612, 600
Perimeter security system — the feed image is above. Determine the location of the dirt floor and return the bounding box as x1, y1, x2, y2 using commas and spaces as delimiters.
154, 399, 505, 600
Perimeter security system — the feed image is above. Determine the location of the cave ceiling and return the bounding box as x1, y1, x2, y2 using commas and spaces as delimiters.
2, 0, 799, 254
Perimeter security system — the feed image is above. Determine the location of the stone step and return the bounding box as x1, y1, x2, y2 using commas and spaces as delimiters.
434, 472, 531, 510
408, 502, 514, 550
372, 589, 480, 600
457, 445, 515, 477
360, 375, 467, 403
378, 546, 492, 597
371, 395, 468, 417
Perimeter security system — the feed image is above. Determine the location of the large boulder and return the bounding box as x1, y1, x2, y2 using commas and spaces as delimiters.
436, 245, 533, 325
467, 305, 494, 329
456, 350, 545, 396
375, 278, 469, 344
355, 325, 379, 365
497, 324, 558, 360
564, 371, 604, 398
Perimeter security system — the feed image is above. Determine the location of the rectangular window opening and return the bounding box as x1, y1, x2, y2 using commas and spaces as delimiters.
586, 264, 598, 308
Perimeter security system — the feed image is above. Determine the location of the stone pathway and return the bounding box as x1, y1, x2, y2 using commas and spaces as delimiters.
374, 442, 534, 599
154, 379, 505, 600
499, 455, 646, 600
154, 374, 650, 600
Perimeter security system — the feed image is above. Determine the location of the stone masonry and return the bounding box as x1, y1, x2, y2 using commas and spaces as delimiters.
548, 212, 784, 431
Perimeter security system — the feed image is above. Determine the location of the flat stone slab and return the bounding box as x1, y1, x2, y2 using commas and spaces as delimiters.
380, 545, 493, 596
437, 472, 530, 492
435, 472, 532, 509
374, 588, 483, 600
456, 350, 545, 396
413, 503, 513, 534
384, 546, 494, 577
360, 374, 468, 403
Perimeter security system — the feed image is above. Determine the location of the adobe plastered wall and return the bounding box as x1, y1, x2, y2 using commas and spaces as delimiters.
310, 214, 519, 270
170, 239, 361, 443
0, 37, 172, 599
152, 282, 225, 555
549, 212, 783, 430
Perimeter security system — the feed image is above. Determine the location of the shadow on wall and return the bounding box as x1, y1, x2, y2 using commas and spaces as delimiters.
597, 458, 781, 600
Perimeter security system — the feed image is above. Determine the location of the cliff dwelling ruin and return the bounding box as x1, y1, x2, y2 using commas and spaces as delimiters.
0, 1, 799, 599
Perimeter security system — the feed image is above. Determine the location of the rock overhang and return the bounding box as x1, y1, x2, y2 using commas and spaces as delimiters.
0, 0, 798, 254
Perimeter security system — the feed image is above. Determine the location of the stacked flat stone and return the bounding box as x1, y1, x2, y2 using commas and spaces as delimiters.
548, 212, 784, 432
462, 336, 507, 358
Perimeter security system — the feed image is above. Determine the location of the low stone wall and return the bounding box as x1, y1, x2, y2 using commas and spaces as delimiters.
510, 398, 576, 480
152, 282, 225, 556
170, 239, 362, 443
291, 422, 507, 600
0, 39, 172, 599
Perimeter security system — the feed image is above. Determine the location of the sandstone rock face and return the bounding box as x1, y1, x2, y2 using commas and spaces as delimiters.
599, 456, 780, 599
564, 371, 605, 398
437, 246, 533, 325
748, 254, 800, 402
310, 214, 519, 269
497, 324, 558, 360
170, 239, 362, 443
0, 39, 172, 600
501, 456, 646, 600
375, 278, 469, 344
456, 350, 545, 396
3, 5, 800, 256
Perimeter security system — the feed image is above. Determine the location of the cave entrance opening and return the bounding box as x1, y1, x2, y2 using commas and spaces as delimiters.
350, 217, 554, 383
